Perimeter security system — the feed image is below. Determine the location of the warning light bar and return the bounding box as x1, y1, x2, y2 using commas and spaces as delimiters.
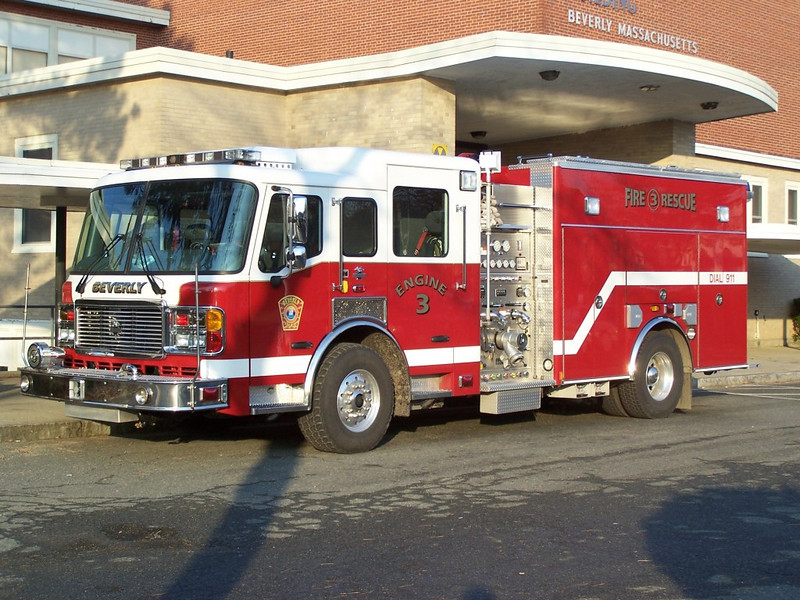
120, 147, 296, 170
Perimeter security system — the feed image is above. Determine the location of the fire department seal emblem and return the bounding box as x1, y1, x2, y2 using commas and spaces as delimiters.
278, 295, 304, 331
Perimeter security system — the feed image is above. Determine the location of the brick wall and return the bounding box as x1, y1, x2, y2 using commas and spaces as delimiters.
287, 77, 455, 153
0, 78, 285, 163
0, 74, 451, 162
496, 120, 695, 165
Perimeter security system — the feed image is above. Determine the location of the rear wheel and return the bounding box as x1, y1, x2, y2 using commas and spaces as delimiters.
618, 331, 683, 419
601, 387, 629, 417
298, 343, 394, 453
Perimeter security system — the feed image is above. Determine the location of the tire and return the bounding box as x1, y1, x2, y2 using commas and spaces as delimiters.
617, 331, 683, 419
601, 387, 629, 417
297, 343, 394, 453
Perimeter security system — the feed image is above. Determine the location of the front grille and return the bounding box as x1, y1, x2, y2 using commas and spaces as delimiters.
64, 356, 197, 377
75, 300, 165, 359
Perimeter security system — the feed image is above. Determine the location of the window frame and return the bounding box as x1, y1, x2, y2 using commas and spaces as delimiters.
743, 175, 767, 225
786, 182, 800, 226
342, 197, 378, 258
13, 135, 57, 254
392, 185, 449, 258
0, 11, 135, 74
258, 192, 324, 273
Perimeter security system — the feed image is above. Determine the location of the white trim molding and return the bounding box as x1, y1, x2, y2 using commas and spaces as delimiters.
0, 155, 118, 188
0, 30, 777, 112
696, 144, 800, 172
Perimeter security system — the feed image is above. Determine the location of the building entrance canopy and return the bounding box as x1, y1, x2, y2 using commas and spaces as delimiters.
232, 30, 776, 146
0, 157, 117, 210
0, 31, 777, 157
425, 33, 777, 145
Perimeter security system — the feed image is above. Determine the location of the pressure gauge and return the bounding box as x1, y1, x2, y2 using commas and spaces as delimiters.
501, 240, 511, 253
492, 240, 502, 253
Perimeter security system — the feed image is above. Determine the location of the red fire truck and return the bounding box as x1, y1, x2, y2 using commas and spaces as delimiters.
20, 146, 749, 452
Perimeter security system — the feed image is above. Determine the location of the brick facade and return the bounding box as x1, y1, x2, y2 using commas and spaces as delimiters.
287, 78, 455, 152
497, 120, 696, 165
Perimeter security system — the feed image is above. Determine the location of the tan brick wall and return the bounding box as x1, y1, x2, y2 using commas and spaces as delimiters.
145, 79, 286, 156
0, 76, 453, 161
0, 78, 285, 163
287, 77, 455, 153
496, 120, 695, 165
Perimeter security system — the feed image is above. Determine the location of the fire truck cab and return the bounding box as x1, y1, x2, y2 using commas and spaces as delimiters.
19, 146, 749, 453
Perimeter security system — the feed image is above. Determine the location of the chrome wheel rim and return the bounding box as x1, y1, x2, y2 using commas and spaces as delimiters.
645, 351, 674, 402
336, 369, 380, 432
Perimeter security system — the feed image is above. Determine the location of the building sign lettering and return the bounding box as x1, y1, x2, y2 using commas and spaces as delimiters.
567, 3, 699, 54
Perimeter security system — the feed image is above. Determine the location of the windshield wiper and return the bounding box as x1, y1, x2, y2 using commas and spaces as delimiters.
75, 234, 125, 294
136, 233, 166, 295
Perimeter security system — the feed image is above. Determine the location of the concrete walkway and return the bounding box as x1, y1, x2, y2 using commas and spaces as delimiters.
1, 346, 798, 442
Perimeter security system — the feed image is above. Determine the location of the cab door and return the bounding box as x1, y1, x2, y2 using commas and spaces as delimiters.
386, 165, 479, 394
332, 193, 388, 325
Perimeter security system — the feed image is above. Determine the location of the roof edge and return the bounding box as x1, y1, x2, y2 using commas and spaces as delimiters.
0, 31, 777, 114
18, 0, 169, 25
696, 144, 800, 172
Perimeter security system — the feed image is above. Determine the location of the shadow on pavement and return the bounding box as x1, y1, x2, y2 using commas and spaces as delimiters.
156, 437, 302, 598
643, 476, 800, 598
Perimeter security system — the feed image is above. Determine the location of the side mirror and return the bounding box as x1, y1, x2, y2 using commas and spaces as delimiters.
287, 245, 307, 270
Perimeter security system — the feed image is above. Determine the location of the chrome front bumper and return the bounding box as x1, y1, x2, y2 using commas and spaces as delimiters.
20, 366, 228, 417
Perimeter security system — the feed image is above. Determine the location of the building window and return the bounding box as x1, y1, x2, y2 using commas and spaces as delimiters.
0, 12, 135, 74
788, 186, 799, 226
21, 209, 53, 244
14, 136, 57, 254
750, 184, 763, 224
744, 176, 767, 225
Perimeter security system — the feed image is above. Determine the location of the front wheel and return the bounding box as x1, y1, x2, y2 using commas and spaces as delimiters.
617, 331, 684, 419
298, 343, 394, 453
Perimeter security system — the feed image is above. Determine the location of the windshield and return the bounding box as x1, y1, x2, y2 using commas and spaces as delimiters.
73, 179, 258, 274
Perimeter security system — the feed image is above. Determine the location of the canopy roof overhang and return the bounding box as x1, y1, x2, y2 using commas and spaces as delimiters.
747, 226, 800, 256
0, 31, 778, 206
0, 157, 117, 209
0, 30, 777, 146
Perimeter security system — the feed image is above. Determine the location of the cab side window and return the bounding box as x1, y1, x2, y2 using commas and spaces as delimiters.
393, 186, 448, 257
259, 193, 322, 273
342, 197, 377, 257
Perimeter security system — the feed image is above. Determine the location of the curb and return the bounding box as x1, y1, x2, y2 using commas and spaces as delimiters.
692, 371, 800, 390
0, 419, 110, 443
